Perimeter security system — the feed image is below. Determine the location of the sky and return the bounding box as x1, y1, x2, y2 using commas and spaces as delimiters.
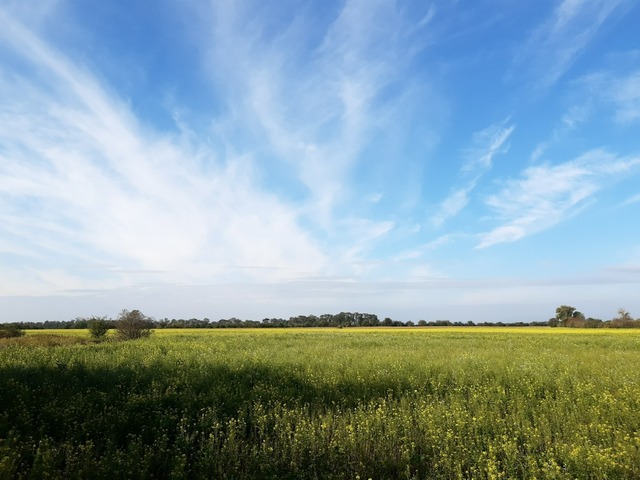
1, 0, 639, 324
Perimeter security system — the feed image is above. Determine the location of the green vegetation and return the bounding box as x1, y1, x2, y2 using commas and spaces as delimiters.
0, 325, 24, 339
551, 305, 640, 329
87, 316, 111, 339
115, 309, 153, 340
8, 306, 639, 331
1, 328, 640, 478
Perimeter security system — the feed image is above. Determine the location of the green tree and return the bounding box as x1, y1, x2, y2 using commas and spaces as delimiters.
584, 317, 603, 328
555, 305, 585, 327
87, 316, 110, 339
610, 308, 638, 328
116, 309, 153, 340
0, 325, 24, 338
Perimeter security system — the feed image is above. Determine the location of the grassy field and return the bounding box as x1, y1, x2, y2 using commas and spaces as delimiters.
1, 328, 640, 479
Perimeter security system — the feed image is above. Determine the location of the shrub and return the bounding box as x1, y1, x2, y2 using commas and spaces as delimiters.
87, 316, 111, 339
116, 309, 153, 340
0, 325, 25, 338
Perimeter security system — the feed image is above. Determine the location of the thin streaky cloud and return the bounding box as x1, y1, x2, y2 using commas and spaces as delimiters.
569, 67, 640, 125
462, 119, 515, 174
0, 8, 328, 294
392, 234, 456, 262
432, 120, 514, 227
477, 150, 640, 248
513, 0, 633, 91
621, 193, 640, 207
198, 0, 429, 227
609, 70, 640, 124
530, 102, 592, 162
431, 187, 470, 228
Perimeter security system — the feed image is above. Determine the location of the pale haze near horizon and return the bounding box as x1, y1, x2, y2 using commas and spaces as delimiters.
1, 0, 639, 324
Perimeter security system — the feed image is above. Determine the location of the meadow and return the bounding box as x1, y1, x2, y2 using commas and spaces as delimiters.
1, 327, 640, 479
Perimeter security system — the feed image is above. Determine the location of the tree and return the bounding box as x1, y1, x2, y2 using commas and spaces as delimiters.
116, 309, 153, 340
584, 317, 603, 328
610, 308, 637, 328
0, 325, 24, 338
617, 308, 632, 321
87, 316, 110, 339
555, 305, 584, 327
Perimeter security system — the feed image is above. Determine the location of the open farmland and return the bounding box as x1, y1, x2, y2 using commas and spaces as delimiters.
1, 328, 640, 479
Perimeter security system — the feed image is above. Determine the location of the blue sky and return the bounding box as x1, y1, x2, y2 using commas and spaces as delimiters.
1, 0, 639, 323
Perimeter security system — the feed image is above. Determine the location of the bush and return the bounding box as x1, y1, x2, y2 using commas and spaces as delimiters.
116, 309, 153, 340
87, 316, 111, 339
0, 325, 25, 338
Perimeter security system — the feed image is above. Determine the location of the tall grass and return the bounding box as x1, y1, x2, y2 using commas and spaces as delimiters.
1, 328, 640, 478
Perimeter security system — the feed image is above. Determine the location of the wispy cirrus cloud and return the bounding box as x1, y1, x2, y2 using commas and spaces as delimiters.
529, 100, 593, 162
513, 0, 633, 91
462, 119, 515, 175
621, 193, 640, 206
184, 0, 440, 272
577, 68, 640, 124
610, 70, 640, 123
531, 65, 640, 162
477, 149, 640, 248
0, 0, 440, 296
431, 119, 515, 227
195, 0, 433, 225
431, 187, 472, 228
0, 7, 327, 294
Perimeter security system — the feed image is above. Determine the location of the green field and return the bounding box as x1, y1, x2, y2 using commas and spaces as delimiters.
1, 328, 640, 479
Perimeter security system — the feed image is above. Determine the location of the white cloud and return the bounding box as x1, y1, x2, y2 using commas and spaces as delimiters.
477, 149, 640, 248
514, 0, 633, 91
392, 234, 456, 263
569, 68, 640, 125
609, 70, 640, 123
332, 218, 394, 276
528, 67, 640, 164
0, 0, 447, 301
431, 119, 514, 227
476, 226, 525, 249
368, 192, 384, 203
0, 8, 328, 295
621, 193, 640, 206
196, 0, 428, 226
561, 103, 592, 128
417, 4, 436, 29
530, 101, 592, 162
462, 119, 515, 174
166, 0, 443, 285
431, 187, 470, 228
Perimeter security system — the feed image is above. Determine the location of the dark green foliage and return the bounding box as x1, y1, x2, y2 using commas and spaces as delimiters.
552, 306, 640, 329
555, 305, 585, 327
0, 325, 24, 338
116, 309, 153, 340
87, 317, 110, 339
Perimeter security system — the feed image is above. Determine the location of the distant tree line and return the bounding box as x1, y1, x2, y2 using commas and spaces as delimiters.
1, 312, 549, 330
549, 305, 640, 328
3, 307, 637, 330
5, 312, 385, 330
